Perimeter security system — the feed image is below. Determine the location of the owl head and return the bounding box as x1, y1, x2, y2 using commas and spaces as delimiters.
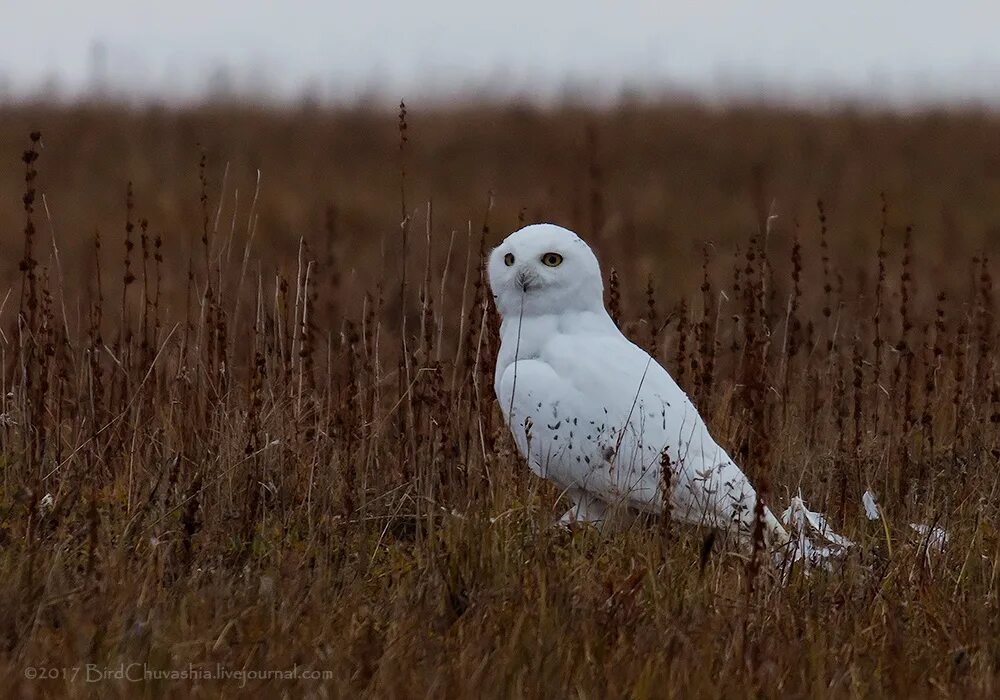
488, 224, 605, 318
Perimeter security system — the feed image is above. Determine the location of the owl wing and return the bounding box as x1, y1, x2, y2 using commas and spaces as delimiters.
497, 330, 787, 543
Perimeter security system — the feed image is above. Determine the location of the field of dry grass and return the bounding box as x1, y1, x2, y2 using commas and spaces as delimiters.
2, 101, 1000, 697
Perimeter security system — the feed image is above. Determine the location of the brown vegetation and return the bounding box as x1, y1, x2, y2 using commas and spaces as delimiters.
1, 101, 1000, 697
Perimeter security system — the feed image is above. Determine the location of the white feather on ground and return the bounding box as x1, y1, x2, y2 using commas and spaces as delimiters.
861, 489, 949, 554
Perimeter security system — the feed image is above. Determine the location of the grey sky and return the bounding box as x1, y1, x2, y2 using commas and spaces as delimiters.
3, 0, 1000, 105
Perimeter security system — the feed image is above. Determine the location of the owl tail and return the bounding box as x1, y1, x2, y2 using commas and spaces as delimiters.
776, 493, 854, 570
761, 506, 791, 550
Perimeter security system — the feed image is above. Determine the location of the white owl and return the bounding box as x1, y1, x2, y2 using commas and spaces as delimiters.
489, 223, 789, 551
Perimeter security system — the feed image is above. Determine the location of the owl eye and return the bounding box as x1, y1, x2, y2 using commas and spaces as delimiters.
541, 252, 563, 267
504, 253, 515, 266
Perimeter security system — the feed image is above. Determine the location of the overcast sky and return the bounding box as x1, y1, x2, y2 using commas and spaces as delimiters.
3, 1, 1000, 106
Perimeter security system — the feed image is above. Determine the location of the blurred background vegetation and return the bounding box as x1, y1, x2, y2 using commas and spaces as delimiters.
4, 102, 1000, 323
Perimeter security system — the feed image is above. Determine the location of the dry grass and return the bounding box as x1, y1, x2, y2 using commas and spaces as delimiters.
1, 101, 1000, 698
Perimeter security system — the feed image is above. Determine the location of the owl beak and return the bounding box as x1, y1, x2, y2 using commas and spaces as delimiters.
515, 268, 534, 291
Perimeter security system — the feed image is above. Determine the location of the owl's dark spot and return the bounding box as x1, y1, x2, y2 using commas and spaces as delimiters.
547, 421, 561, 430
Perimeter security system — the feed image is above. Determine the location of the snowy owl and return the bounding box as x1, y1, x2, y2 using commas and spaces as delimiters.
489, 223, 789, 551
